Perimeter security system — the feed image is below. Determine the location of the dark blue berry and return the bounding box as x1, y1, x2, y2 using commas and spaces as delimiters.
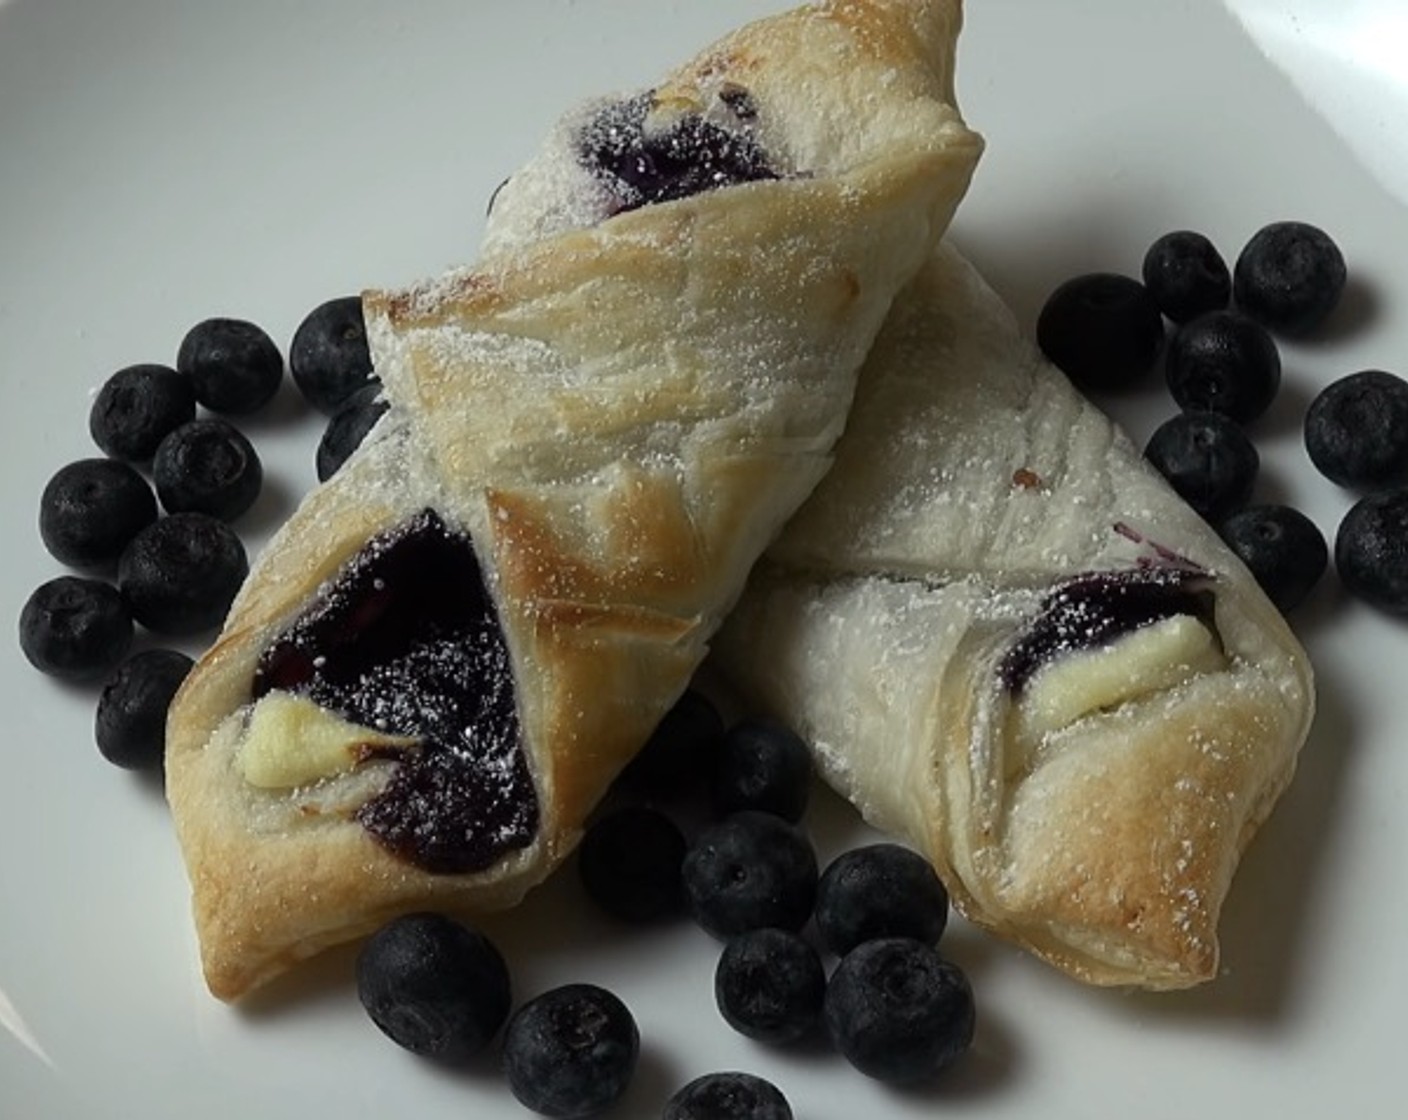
711, 719, 811, 823
177, 317, 283, 415
94, 649, 194, 770
1165, 310, 1281, 424
356, 912, 511, 1062
88, 363, 196, 461
578, 92, 778, 213
1234, 220, 1346, 335
152, 419, 262, 521
117, 512, 248, 635
682, 811, 817, 939
1142, 230, 1231, 324
1335, 489, 1408, 615
714, 928, 824, 1044
578, 805, 685, 922
824, 938, 975, 1085
814, 843, 949, 957
502, 983, 639, 1119
290, 296, 377, 414
1143, 410, 1259, 522
19, 576, 133, 680
1218, 504, 1327, 613
616, 688, 723, 797
39, 458, 158, 569
1036, 272, 1164, 391
1304, 370, 1408, 490
316, 384, 388, 482
664, 1072, 793, 1120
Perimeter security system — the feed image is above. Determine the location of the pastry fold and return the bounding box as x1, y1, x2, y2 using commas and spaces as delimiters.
166, 0, 982, 1000
714, 244, 1314, 989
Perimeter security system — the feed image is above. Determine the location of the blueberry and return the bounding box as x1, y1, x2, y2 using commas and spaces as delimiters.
316, 384, 388, 482
1304, 370, 1408, 490
94, 649, 194, 771
714, 928, 824, 1044
663, 1072, 793, 1120
118, 512, 248, 635
177, 317, 283, 415
1335, 489, 1408, 615
579, 93, 778, 213
356, 912, 511, 1062
824, 938, 975, 1085
682, 811, 817, 939
18, 576, 133, 680
814, 843, 950, 957
616, 688, 724, 798
578, 805, 686, 922
1218, 504, 1327, 614
1234, 220, 1346, 335
39, 458, 158, 569
1143, 410, 1259, 522
1035, 272, 1164, 391
152, 419, 263, 521
711, 719, 811, 823
290, 296, 377, 414
1141, 230, 1231, 324
502, 983, 639, 1118
1165, 310, 1281, 424
88, 363, 196, 461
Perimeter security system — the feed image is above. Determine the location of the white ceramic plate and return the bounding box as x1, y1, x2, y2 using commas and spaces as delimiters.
2, 2, 1404, 1116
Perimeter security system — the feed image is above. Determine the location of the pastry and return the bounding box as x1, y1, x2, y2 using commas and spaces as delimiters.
165, 0, 982, 1000
714, 243, 1315, 989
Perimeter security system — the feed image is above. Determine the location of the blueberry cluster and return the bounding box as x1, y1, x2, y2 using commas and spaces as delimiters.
1039, 221, 1408, 616
20, 299, 384, 773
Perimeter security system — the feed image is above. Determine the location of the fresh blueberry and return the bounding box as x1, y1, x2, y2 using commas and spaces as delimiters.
19, 576, 133, 680
316, 383, 388, 482
1142, 230, 1231, 324
502, 983, 639, 1118
710, 719, 811, 823
1143, 410, 1259, 522
117, 512, 248, 635
824, 938, 975, 1085
152, 418, 263, 521
814, 843, 950, 957
1234, 220, 1347, 335
616, 688, 724, 798
290, 296, 377, 414
356, 912, 511, 1062
39, 458, 158, 569
1218, 504, 1327, 613
1035, 272, 1164, 391
1304, 370, 1408, 490
1335, 489, 1408, 615
94, 649, 194, 771
663, 1072, 793, 1120
682, 811, 817, 939
578, 805, 686, 922
88, 363, 196, 461
1165, 310, 1281, 424
578, 92, 779, 212
714, 928, 824, 1044
176, 317, 283, 415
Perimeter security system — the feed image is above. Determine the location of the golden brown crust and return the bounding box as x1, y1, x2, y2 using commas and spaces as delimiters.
166, 0, 982, 1000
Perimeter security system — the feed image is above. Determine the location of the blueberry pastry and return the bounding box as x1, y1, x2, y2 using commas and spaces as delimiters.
714, 244, 1314, 989
165, 0, 982, 1000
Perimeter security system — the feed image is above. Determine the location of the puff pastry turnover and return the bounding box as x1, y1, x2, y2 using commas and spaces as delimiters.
714, 243, 1315, 989
165, 0, 982, 1000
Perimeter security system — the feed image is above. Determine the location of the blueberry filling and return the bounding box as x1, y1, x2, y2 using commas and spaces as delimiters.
252, 509, 537, 874
999, 568, 1217, 693
577, 91, 779, 212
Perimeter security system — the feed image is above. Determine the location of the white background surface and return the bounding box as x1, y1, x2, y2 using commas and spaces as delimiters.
2, 1, 1405, 1117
